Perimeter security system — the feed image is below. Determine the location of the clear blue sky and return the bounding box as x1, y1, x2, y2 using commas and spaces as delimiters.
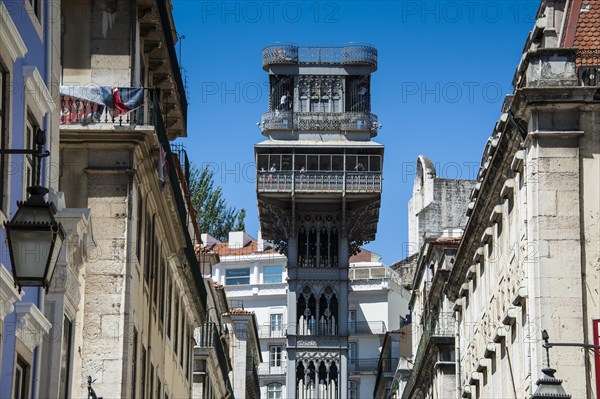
172, 0, 536, 264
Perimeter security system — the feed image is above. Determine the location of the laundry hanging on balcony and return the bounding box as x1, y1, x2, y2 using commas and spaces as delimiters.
59, 86, 145, 124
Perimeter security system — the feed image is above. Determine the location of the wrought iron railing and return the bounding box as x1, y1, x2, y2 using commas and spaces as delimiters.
262, 44, 377, 70
348, 358, 378, 373
257, 171, 382, 193
195, 322, 231, 387
257, 323, 287, 339
170, 143, 190, 184
261, 111, 378, 132
59, 87, 157, 126
402, 312, 455, 399
348, 321, 387, 335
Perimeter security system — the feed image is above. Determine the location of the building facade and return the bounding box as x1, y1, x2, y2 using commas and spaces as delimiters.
0, 1, 90, 398
444, 0, 600, 397
209, 231, 410, 399
57, 0, 208, 397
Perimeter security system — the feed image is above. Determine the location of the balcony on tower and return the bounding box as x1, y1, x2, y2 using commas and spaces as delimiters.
255, 146, 383, 196
259, 44, 379, 138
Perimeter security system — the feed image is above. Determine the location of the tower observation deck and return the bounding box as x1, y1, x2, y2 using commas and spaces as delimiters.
255, 44, 383, 398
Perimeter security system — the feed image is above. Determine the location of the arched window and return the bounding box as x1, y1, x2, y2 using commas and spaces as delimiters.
348, 380, 358, 399
268, 382, 283, 399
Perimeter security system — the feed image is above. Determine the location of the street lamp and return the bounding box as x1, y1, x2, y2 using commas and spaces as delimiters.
531, 329, 600, 398
1, 129, 65, 290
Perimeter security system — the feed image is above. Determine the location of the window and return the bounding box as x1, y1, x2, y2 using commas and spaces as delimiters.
166, 278, 172, 338
59, 316, 73, 399
149, 364, 154, 399
270, 314, 283, 337
14, 356, 30, 399
264, 265, 283, 283
141, 346, 147, 398
225, 268, 250, 285
267, 383, 282, 399
348, 309, 357, 334
24, 115, 37, 195
28, 0, 42, 21
174, 295, 179, 355
131, 328, 138, 399
269, 346, 282, 369
0, 65, 8, 213
349, 342, 357, 365
348, 380, 358, 399
136, 190, 143, 260
180, 317, 185, 368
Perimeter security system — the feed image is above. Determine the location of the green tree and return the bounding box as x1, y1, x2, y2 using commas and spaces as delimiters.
188, 164, 245, 242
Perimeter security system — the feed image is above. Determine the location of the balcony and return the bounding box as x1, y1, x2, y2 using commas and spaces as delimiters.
258, 362, 287, 376
257, 171, 381, 194
257, 323, 287, 339
261, 110, 378, 133
401, 312, 455, 399
59, 86, 158, 127
516, 48, 600, 89
348, 321, 387, 335
262, 44, 378, 71
194, 322, 232, 391
349, 358, 397, 374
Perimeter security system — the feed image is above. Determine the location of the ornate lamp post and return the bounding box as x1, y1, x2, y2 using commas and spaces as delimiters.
1, 129, 65, 290
531, 329, 600, 398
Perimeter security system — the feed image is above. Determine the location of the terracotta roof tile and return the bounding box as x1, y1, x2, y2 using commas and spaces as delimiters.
573, 1, 600, 50
213, 240, 278, 257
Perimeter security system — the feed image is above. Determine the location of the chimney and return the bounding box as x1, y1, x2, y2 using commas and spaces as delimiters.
228, 231, 254, 250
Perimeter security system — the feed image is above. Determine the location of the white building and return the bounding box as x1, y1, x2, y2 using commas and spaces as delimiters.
208, 231, 410, 399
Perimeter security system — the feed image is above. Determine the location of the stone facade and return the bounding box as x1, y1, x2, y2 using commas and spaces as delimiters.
443, 1, 600, 397
58, 0, 207, 397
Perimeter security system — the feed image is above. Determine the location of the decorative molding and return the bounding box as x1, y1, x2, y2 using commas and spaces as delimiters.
14, 302, 52, 352
0, 4, 28, 62
0, 265, 22, 321
23, 66, 55, 117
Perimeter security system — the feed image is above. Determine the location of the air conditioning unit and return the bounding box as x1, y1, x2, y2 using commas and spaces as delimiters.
579, 66, 600, 86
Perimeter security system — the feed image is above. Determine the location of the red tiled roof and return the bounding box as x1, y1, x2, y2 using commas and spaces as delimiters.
213, 240, 278, 257
349, 248, 373, 263
574, 1, 600, 49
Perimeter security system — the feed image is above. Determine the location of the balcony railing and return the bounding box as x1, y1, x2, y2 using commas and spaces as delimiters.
195, 322, 231, 390
257, 171, 381, 194
348, 321, 387, 335
257, 324, 287, 339
402, 312, 455, 399
258, 362, 287, 376
349, 357, 397, 374
59, 87, 157, 126
262, 44, 378, 70
261, 111, 378, 133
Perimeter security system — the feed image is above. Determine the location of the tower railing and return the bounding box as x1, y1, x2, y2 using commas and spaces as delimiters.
257, 170, 382, 193
261, 110, 378, 133
262, 44, 378, 70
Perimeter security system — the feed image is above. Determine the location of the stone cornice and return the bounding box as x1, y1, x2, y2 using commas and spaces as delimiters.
446, 126, 520, 300
0, 265, 22, 321
0, 3, 27, 62
15, 302, 52, 352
